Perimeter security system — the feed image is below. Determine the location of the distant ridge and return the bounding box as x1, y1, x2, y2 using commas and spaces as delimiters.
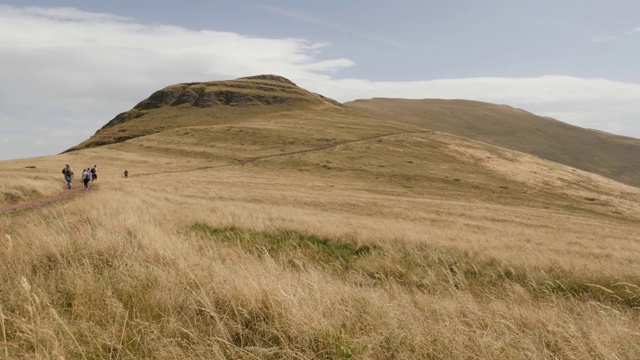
345, 98, 640, 187
66, 75, 341, 151
65, 75, 640, 188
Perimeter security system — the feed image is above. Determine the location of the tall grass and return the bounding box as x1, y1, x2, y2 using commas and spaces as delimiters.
0, 175, 62, 208
1, 176, 639, 359
1, 122, 640, 358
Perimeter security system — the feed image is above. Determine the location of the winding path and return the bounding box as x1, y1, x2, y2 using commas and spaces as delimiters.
0, 187, 85, 217
1, 129, 433, 218
238, 129, 433, 165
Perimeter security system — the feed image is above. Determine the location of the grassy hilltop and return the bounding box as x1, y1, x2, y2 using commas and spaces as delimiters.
346, 98, 640, 187
1, 75, 640, 359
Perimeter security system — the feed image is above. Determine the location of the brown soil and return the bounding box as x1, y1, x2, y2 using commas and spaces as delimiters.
0, 187, 85, 217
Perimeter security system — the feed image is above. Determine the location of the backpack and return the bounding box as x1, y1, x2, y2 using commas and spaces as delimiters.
91, 167, 96, 174
62, 168, 66, 175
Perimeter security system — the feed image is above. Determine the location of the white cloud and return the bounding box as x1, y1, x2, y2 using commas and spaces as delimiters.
0, 5, 353, 160
296, 75, 640, 139
1, 5, 639, 162
591, 35, 617, 43
1, 5, 130, 22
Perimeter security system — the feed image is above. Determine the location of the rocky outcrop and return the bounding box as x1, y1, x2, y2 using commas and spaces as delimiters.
65, 75, 343, 152
133, 87, 299, 110
131, 75, 340, 111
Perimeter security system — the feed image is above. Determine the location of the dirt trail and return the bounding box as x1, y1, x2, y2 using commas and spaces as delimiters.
132, 129, 433, 178
1, 129, 432, 217
0, 187, 85, 217
238, 130, 432, 165
238, 142, 345, 165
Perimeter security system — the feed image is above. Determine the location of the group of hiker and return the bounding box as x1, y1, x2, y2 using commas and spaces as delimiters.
61, 164, 130, 190
61, 164, 97, 190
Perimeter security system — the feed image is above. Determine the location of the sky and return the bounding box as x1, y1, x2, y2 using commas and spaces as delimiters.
1, 0, 639, 160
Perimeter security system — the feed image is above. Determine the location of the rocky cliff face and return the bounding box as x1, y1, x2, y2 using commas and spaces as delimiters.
136, 75, 337, 109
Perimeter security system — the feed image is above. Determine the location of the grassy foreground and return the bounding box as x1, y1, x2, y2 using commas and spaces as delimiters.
1, 116, 640, 359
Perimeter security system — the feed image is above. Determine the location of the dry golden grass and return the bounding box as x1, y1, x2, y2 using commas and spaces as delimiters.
69, 76, 343, 152
0, 159, 66, 207
345, 98, 640, 187
1, 159, 640, 359
1, 86, 640, 358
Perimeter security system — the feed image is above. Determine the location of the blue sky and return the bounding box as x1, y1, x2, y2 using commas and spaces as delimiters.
1, 0, 639, 160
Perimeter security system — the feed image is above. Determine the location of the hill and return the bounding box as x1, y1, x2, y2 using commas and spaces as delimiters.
345, 98, 640, 187
66, 74, 342, 151
1, 76, 640, 359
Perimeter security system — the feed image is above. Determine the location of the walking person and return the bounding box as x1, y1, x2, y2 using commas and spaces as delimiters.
82, 168, 91, 190
91, 165, 97, 181
61, 164, 74, 189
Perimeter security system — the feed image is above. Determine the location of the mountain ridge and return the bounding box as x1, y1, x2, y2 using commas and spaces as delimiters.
345, 97, 640, 187
66, 75, 639, 188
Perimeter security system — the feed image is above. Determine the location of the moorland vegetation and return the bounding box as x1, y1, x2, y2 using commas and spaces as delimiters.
1, 76, 639, 359
346, 98, 640, 187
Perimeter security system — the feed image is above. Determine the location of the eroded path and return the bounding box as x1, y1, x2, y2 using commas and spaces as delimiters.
238, 130, 433, 165
0, 187, 85, 217
1, 130, 432, 217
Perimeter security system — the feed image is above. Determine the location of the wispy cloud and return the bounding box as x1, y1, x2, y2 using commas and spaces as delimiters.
592, 25, 640, 43
256, 6, 349, 32
591, 35, 617, 43
255, 5, 402, 47
0, 4, 130, 22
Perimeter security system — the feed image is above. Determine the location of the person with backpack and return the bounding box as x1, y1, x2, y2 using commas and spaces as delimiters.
91, 165, 97, 181
62, 164, 74, 189
82, 168, 91, 190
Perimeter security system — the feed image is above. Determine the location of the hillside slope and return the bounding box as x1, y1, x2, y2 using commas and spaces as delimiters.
66, 74, 343, 151
2, 76, 640, 358
345, 98, 640, 187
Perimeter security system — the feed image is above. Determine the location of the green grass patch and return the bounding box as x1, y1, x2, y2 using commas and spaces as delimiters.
190, 223, 640, 310
191, 223, 371, 267
393, 244, 640, 310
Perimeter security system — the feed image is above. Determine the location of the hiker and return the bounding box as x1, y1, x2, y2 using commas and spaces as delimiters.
82, 168, 91, 190
124, 169, 128, 178
91, 165, 97, 181
61, 164, 74, 189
